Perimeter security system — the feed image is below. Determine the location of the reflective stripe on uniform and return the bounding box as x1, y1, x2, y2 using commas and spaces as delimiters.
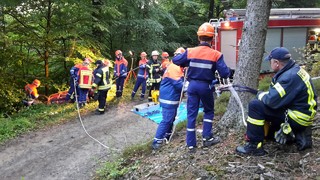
189, 62, 212, 69
154, 137, 163, 141
258, 91, 268, 101
297, 68, 317, 118
274, 82, 286, 98
203, 119, 213, 123
159, 98, 179, 105
288, 109, 313, 126
247, 116, 264, 126
187, 128, 195, 132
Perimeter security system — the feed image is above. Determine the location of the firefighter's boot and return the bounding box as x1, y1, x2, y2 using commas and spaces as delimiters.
295, 126, 313, 151
236, 142, 266, 156
203, 136, 221, 148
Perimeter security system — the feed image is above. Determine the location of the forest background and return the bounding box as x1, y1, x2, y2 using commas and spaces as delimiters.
0, 0, 319, 114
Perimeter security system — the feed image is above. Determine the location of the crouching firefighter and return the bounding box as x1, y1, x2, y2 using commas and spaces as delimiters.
92, 60, 112, 115
236, 47, 318, 156
24, 79, 41, 106
152, 62, 184, 150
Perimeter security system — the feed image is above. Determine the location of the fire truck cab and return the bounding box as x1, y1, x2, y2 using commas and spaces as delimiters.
210, 8, 320, 73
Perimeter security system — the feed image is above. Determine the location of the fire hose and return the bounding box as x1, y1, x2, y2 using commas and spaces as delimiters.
73, 78, 119, 151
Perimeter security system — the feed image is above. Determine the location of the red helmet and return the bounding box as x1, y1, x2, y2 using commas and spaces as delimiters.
161, 52, 169, 58
140, 52, 147, 57
33, 79, 41, 87
115, 50, 122, 56
197, 23, 215, 37
83, 58, 92, 65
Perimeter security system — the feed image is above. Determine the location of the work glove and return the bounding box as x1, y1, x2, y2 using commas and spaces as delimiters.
209, 79, 219, 90
93, 91, 99, 101
274, 122, 295, 144
183, 81, 189, 92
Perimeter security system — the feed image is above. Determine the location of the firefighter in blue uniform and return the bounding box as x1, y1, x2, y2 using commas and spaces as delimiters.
152, 61, 184, 150
114, 50, 128, 98
147, 50, 162, 102
66, 58, 92, 108
131, 52, 149, 100
236, 47, 317, 156
92, 60, 112, 115
172, 23, 230, 152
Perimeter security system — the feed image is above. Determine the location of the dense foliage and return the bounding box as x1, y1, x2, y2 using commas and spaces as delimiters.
0, 0, 319, 114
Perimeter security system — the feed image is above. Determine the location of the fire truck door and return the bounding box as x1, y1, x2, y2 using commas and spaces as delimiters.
221, 30, 237, 70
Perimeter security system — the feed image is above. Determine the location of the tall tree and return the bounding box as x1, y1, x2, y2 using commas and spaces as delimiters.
218, 0, 272, 133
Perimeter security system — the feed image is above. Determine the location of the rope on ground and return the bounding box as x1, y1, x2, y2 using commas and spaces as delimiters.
73, 79, 119, 151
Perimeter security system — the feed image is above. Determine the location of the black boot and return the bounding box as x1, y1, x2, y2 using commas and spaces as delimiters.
95, 109, 105, 115
236, 142, 266, 156
203, 136, 221, 148
295, 126, 312, 151
152, 140, 163, 150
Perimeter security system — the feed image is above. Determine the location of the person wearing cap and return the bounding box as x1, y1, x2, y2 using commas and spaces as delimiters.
114, 50, 128, 98
131, 52, 149, 101
172, 23, 230, 153
236, 47, 317, 156
147, 50, 162, 102
23, 79, 41, 106
92, 60, 111, 115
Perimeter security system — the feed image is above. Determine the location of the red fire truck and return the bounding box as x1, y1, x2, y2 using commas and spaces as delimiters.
210, 8, 320, 73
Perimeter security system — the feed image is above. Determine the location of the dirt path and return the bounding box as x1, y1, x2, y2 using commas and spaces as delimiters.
0, 101, 157, 180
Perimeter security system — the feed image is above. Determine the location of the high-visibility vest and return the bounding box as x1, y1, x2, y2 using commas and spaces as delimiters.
78, 66, 92, 89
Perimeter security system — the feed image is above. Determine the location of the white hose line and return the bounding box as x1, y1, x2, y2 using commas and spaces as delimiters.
311, 76, 320, 80
73, 78, 119, 151
168, 68, 188, 143
228, 85, 247, 127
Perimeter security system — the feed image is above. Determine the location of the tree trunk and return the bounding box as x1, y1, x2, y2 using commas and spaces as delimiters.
44, 0, 52, 95
218, 0, 272, 136
208, 0, 214, 19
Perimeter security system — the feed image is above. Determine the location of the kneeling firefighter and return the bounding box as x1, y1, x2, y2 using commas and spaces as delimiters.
24, 79, 41, 106
92, 60, 112, 115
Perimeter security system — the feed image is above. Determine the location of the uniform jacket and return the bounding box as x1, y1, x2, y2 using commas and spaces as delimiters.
172, 43, 229, 82
25, 84, 39, 99
147, 59, 162, 83
92, 64, 111, 90
159, 63, 184, 109
137, 59, 149, 79
114, 57, 128, 77
70, 64, 82, 80
258, 59, 318, 126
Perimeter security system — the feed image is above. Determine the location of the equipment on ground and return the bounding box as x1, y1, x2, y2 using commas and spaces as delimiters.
151, 90, 159, 103
132, 102, 160, 115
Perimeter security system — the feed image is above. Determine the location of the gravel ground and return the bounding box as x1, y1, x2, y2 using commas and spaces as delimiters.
0, 100, 157, 180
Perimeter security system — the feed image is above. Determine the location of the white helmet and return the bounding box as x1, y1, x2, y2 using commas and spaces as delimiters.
151, 50, 159, 56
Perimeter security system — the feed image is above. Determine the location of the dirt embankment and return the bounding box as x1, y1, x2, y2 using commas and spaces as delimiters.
0, 101, 157, 180
124, 114, 320, 179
